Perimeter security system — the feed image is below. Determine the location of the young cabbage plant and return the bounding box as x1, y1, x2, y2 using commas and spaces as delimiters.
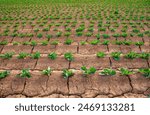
30, 41, 37, 46
100, 68, 116, 76
102, 34, 110, 39
0, 70, 10, 79
81, 66, 96, 76
64, 32, 71, 37
62, 69, 74, 79
51, 40, 59, 45
13, 41, 20, 45
17, 52, 29, 59
64, 38, 73, 45
0, 52, 14, 59
0, 40, 8, 45
37, 33, 43, 38
139, 68, 150, 78
48, 52, 57, 60
90, 39, 100, 45
111, 52, 122, 61
102, 40, 109, 45
64, 52, 74, 61
135, 41, 144, 46
125, 52, 137, 59
115, 41, 123, 45
31, 52, 41, 59
138, 53, 149, 60
96, 52, 106, 58
95, 33, 100, 39
41, 40, 49, 46
16, 69, 32, 78
80, 41, 87, 45
42, 67, 52, 76
46, 34, 53, 40
120, 68, 133, 76
56, 31, 62, 37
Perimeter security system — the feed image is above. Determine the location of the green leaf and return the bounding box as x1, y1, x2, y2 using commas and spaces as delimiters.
139, 68, 150, 78
111, 52, 121, 61
42, 67, 52, 76
62, 69, 74, 79
48, 52, 57, 60
64, 52, 74, 61
97, 52, 105, 58
120, 68, 133, 76
17, 69, 32, 78
0, 71, 10, 79
100, 68, 116, 76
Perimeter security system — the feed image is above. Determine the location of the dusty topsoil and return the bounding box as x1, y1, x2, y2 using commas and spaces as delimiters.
0, 44, 150, 98
0, 0, 150, 98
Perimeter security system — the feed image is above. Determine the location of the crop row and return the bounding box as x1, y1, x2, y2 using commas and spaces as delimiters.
1, 30, 149, 38
0, 39, 148, 46
0, 52, 149, 60
0, 67, 149, 79
1, 13, 149, 21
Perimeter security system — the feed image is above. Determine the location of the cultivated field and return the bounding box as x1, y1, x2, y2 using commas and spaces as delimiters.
0, 0, 150, 98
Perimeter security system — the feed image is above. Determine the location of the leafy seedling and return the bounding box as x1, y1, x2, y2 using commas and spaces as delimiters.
0, 70, 10, 79
125, 52, 137, 59
41, 40, 49, 46
115, 41, 122, 45
138, 53, 149, 59
64, 32, 71, 37
65, 27, 71, 32
102, 34, 110, 39
46, 34, 52, 40
62, 69, 74, 79
22, 41, 30, 45
113, 33, 120, 38
56, 32, 62, 37
139, 68, 150, 78
0, 52, 14, 59
37, 33, 43, 38
17, 52, 28, 59
102, 40, 109, 45
17, 69, 32, 78
97, 52, 106, 58
13, 41, 20, 45
64, 52, 74, 61
64, 38, 73, 45
51, 40, 59, 45
85, 32, 92, 37
48, 52, 57, 60
31, 52, 40, 59
42, 67, 52, 76
120, 68, 133, 76
76, 32, 83, 36
0, 40, 8, 45
30, 41, 37, 46
90, 39, 100, 45
100, 68, 116, 76
111, 52, 122, 61
80, 41, 87, 45
121, 33, 128, 38
122, 40, 132, 45
81, 66, 96, 76
95, 33, 100, 39
135, 41, 144, 46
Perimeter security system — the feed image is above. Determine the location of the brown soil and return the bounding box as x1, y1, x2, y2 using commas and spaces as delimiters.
79, 45, 108, 55
70, 55, 110, 69
1, 71, 149, 98
35, 57, 69, 70
2, 45, 33, 54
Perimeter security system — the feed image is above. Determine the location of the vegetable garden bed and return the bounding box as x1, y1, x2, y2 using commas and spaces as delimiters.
0, 0, 150, 98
